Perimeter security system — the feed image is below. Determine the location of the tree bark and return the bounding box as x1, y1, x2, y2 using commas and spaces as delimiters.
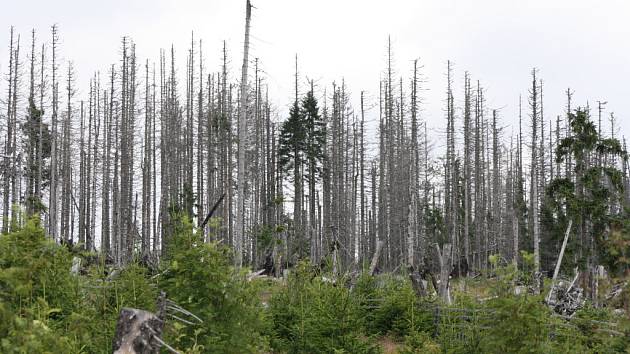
235, 0, 252, 267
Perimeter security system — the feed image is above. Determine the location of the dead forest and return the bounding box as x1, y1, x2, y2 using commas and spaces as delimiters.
2, 3, 630, 289
1, 1, 630, 352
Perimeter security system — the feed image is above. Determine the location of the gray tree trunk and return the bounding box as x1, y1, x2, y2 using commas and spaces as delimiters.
235, 0, 252, 267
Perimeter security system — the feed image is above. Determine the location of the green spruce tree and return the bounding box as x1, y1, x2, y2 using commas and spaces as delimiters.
543, 108, 627, 274
278, 86, 326, 260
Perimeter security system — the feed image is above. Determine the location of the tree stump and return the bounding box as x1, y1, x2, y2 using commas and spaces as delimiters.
112, 308, 163, 354
408, 266, 428, 297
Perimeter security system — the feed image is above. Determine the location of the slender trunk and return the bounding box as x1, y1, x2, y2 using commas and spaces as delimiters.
235, 0, 252, 267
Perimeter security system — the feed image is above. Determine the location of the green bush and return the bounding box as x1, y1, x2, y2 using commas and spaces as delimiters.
159, 215, 269, 353
558, 306, 630, 353
479, 295, 551, 354
2, 216, 628, 354
0, 304, 80, 354
0, 218, 82, 352
0, 218, 163, 353
399, 331, 440, 354
355, 274, 433, 338
64, 264, 158, 353
0, 218, 79, 315
269, 262, 380, 353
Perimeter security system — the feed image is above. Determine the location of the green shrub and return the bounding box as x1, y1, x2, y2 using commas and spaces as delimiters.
0, 305, 80, 354
0, 218, 82, 352
557, 306, 630, 353
64, 264, 158, 353
0, 218, 79, 315
355, 274, 433, 338
479, 295, 551, 354
159, 215, 268, 353
399, 331, 440, 354
0, 218, 165, 353
269, 262, 380, 353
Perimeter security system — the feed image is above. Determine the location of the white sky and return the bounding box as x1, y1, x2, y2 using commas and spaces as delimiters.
2, 0, 630, 155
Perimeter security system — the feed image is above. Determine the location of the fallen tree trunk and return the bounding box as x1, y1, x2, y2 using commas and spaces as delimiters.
247, 269, 266, 281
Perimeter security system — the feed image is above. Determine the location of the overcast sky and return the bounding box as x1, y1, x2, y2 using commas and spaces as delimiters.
2, 0, 629, 155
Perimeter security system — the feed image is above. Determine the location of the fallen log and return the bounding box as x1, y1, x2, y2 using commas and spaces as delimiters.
247, 269, 266, 281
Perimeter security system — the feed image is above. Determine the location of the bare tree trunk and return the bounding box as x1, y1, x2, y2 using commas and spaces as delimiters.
196, 40, 204, 231
89, 74, 100, 252
445, 61, 457, 260
10, 34, 21, 229
492, 110, 500, 260
463, 73, 471, 274
48, 25, 59, 239
142, 60, 152, 255
2, 28, 15, 234
25, 30, 37, 217
307, 80, 318, 263
102, 68, 114, 257
474, 81, 483, 270
369, 239, 384, 276
235, 0, 252, 267
529, 69, 541, 291
360, 91, 367, 265
78, 101, 86, 246
510, 139, 519, 267
408, 61, 420, 268
437, 243, 453, 304
60, 63, 74, 244
36, 41, 46, 220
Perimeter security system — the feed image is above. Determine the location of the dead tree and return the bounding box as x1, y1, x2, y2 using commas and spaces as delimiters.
436, 243, 453, 304
49, 24, 59, 239
142, 59, 152, 255
2, 28, 18, 234
529, 69, 541, 292
102, 66, 115, 258
235, 0, 252, 267
463, 72, 472, 273
369, 239, 384, 276
24, 30, 38, 217
60, 63, 74, 244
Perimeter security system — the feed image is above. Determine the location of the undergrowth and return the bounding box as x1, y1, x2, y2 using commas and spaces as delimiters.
0, 218, 628, 353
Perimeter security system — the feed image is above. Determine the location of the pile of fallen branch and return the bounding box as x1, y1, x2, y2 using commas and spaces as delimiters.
547, 276, 585, 317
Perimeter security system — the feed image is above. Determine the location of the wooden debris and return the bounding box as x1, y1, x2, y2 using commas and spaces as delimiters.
246, 269, 266, 281
547, 270, 585, 317
112, 292, 179, 354
71, 256, 82, 275
112, 308, 168, 354
606, 282, 626, 302
546, 221, 572, 304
